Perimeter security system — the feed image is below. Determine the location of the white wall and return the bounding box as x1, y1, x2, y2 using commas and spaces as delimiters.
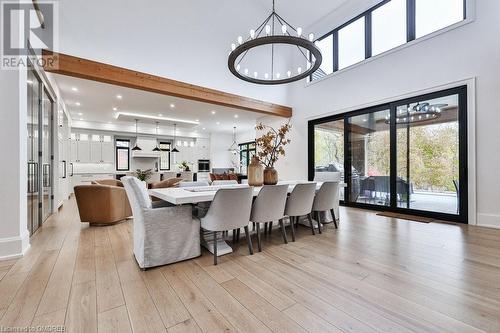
209, 133, 235, 169
0, 64, 29, 260
276, 0, 500, 227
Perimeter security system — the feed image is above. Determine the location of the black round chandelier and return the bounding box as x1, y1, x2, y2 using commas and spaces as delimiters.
384, 102, 448, 125
227, 0, 322, 85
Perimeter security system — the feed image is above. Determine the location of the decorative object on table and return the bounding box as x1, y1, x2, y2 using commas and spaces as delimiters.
171, 123, 180, 153
131, 119, 142, 151
255, 121, 291, 185
248, 155, 264, 186
134, 168, 153, 182
227, 0, 322, 85
178, 161, 190, 171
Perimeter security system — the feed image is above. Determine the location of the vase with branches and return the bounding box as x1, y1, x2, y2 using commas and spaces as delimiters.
255, 121, 291, 184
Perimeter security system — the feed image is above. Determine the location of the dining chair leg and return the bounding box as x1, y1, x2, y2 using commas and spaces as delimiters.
289, 216, 296, 242
268, 221, 273, 235
331, 208, 338, 229
213, 231, 218, 265
252, 222, 256, 231
264, 222, 268, 235
236, 228, 241, 242
244, 226, 253, 255
232, 229, 236, 243
279, 219, 288, 244
317, 212, 322, 234
307, 213, 316, 235
256, 223, 262, 252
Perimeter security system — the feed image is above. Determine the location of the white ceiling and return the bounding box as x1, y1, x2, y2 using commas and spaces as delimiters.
51, 73, 273, 135
56, 0, 352, 107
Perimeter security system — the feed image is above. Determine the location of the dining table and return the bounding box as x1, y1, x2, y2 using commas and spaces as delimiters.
149, 180, 347, 256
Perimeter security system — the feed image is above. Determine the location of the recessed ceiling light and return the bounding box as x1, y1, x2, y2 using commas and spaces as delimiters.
158, 114, 163, 117
195, 119, 199, 122
216, 122, 220, 125
71, 87, 78, 92
116, 94, 122, 99
202, 127, 206, 130
78, 112, 83, 116
79, 118, 83, 121
170, 103, 175, 108
211, 111, 216, 115
75, 102, 81, 106
234, 114, 239, 118
112, 107, 117, 111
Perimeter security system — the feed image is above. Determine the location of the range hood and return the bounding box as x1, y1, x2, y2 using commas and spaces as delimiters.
132, 137, 160, 158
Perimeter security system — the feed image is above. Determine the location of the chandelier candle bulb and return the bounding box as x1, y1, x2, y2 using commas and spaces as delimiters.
264, 73, 269, 79
236, 64, 241, 71
297, 67, 302, 74
297, 27, 302, 37
281, 25, 287, 34
276, 72, 280, 79
287, 70, 291, 77
254, 71, 258, 78
250, 29, 255, 39
265, 25, 271, 35
244, 68, 249, 75
237, 36, 243, 44
231, 43, 236, 51
308, 33, 314, 41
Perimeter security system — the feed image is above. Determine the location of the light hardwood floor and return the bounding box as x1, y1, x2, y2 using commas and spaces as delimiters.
1, 197, 500, 332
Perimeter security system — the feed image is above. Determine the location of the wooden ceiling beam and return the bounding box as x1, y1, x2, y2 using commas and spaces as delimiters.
42, 50, 292, 118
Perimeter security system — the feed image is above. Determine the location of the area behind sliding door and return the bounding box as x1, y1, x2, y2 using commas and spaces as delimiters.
309, 86, 467, 223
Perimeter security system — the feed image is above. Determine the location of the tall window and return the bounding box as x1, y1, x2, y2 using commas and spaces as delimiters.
310, 0, 466, 80
416, 0, 465, 38
372, 0, 407, 56
239, 141, 256, 175
338, 17, 365, 70
159, 142, 171, 170
309, 86, 468, 223
116, 139, 130, 171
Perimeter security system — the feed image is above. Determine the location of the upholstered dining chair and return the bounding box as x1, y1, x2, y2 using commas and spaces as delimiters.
284, 183, 317, 240
121, 176, 201, 269
200, 187, 254, 265
312, 181, 339, 232
250, 184, 289, 252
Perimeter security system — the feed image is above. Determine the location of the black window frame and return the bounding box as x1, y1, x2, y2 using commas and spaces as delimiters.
239, 141, 256, 175
159, 141, 171, 171
115, 139, 130, 171
308, 85, 468, 224
309, 0, 467, 82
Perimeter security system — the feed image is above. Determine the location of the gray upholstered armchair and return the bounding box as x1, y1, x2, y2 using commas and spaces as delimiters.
121, 176, 201, 269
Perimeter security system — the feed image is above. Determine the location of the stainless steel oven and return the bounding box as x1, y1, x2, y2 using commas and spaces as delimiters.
197, 159, 210, 172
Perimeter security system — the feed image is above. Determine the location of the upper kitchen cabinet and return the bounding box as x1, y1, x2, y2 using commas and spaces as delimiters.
70, 132, 90, 163
71, 132, 113, 163
90, 134, 114, 163
196, 138, 209, 159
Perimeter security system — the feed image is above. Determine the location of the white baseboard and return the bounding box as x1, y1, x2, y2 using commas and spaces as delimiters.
476, 213, 500, 229
0, 231, 30, 261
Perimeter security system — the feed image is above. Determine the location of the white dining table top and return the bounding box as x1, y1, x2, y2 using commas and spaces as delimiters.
149, 180, 347, 205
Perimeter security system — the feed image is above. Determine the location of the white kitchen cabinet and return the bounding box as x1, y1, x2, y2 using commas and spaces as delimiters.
70, 140, 78, 162
77, 140, 91, 162
102, 142, 114, 163
90, 141, 102, 162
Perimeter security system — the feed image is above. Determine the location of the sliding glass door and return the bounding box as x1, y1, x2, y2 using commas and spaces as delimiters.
308, 86, 468, 223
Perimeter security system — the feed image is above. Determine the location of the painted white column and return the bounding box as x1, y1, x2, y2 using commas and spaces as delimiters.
0, 21, 30, 260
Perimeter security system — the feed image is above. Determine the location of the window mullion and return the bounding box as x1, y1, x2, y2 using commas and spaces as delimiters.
365, 13, 372, 59
407, 0, 416, 41
333, 30, 339, 72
